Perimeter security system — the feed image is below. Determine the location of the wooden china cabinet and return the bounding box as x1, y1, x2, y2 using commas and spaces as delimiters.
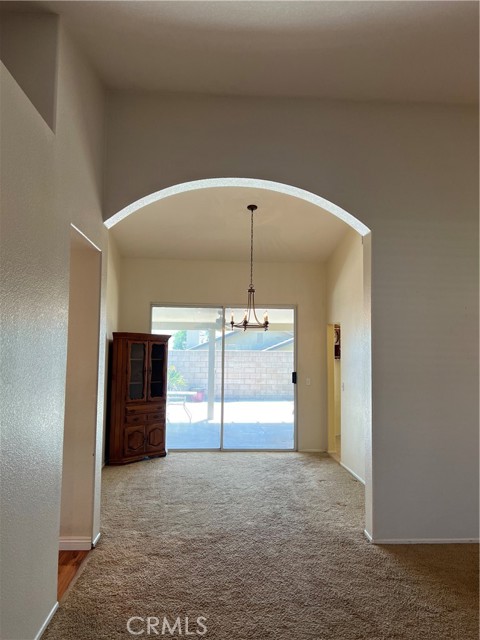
108, 332, 170, 464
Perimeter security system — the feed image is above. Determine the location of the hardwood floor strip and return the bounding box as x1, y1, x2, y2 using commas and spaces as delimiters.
57, 550, 90, 601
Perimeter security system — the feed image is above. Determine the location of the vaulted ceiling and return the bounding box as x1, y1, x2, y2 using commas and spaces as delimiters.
6, 1, 476, 262
31, 0, 480, 104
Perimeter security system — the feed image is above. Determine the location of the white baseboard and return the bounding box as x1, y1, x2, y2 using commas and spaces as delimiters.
92, 532, 101, 547
59, 536, 92, 551
364, 530, 479, 544
34, 602, 58, 640
340, 461, 365, 485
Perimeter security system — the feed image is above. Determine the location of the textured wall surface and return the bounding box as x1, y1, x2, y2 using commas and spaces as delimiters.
1, 63, 63, 640
0, 23, 107, 640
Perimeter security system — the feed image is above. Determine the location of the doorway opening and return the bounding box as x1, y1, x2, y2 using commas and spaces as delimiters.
58, 226, 102, 592
327, 323, 342, 462
151, 304, 296, 450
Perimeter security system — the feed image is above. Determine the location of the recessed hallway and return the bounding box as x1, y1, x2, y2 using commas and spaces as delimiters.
43, 454, 478, 640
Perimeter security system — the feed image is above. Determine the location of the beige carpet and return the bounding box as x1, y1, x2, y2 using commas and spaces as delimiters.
44, 453, 478, 639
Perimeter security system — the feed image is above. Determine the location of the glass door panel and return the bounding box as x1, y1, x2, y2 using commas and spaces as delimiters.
223, 308, 295, 449
127, 341, 146, 401
149, 342, 166, 399
152, 306, 223, 449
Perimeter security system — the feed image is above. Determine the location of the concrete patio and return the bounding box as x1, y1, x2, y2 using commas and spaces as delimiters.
166, 400, 295, 449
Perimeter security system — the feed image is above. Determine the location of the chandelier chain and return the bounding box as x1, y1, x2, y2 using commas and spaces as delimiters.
230, 204, 268, 331
250, 210, 254, 288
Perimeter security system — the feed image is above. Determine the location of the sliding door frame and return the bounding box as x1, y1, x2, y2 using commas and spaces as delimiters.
150, 302, 297, 452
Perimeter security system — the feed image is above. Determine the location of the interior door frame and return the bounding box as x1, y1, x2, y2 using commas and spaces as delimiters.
60, 225, 102, 552
150, 302, 297, 452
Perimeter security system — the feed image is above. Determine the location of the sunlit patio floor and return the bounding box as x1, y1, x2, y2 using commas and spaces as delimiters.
166, 400, 295, 449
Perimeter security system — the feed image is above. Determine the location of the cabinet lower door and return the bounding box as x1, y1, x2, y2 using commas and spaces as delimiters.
124, 424, 146, 457
145, 423, 165, 455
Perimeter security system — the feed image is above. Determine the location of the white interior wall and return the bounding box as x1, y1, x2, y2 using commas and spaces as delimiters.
333, 360, 341, 438
0, 12, 58, 130
326, 229, 366, 482
60, 231, 101, 549
119, 257, 327, 451
105, 93, 478, 542
104, 235, 122, 463
0, 21, 107, 640
106, 235, 121, 340
55, 24, 108, 551
1, 63, 59, 640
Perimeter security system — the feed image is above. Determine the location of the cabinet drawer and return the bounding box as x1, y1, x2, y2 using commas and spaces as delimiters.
147, 411, 165, 422
125, 414, 146, 425
125, 403, 163, 415
125, 404, 150, 414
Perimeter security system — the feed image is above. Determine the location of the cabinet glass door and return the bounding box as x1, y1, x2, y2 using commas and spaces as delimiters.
149, 343, 166, 399
127, 341, 147, 401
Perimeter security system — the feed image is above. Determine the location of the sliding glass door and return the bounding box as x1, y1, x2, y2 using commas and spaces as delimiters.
151, 305, 296, 450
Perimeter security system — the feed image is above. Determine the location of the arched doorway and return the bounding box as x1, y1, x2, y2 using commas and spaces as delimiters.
105, 178, 372, 536
105, 178, 370, 235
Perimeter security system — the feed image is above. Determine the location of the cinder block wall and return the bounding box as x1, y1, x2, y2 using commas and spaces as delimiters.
169, 350, 293, 400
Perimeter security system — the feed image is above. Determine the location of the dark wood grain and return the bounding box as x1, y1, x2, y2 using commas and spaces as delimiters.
57, 550, 89, 601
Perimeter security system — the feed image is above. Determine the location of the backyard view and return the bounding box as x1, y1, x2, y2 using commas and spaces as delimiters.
152, 306, 295, 449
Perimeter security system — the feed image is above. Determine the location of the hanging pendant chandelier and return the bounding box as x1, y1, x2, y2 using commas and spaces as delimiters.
230, 204, 269, 331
